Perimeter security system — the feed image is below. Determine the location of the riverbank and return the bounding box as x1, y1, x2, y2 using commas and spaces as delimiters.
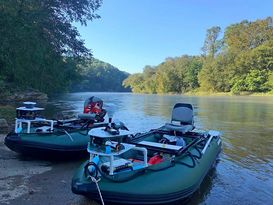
184, 91, 272, 97
0, 90, 48, 104
0, 90, 48, 129
0, 134, 98, 205
128, 91, 273, 97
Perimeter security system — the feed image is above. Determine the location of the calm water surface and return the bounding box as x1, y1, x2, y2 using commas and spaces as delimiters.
17, 93, 274, 204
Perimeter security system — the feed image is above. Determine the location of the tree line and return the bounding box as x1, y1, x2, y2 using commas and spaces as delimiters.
0, 0, 129, 96
70, 58, 130, 92
123, 17, 273, 94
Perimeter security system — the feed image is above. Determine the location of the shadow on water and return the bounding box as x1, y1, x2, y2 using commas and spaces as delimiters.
182, 168, 218, 205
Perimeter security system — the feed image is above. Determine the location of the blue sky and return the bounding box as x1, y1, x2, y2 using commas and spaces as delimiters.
76, 0, 272, 74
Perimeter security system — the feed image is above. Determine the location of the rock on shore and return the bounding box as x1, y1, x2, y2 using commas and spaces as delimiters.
3, 90, 48, 102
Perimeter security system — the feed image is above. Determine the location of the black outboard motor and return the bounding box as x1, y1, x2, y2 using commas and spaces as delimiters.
83, 96, 106, 122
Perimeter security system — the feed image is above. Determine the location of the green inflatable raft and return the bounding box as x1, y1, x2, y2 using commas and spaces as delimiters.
71, 103, 222, 204
5, 98, 107, 159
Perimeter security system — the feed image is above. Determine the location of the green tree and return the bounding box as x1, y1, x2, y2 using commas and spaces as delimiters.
224, 18, 272, 52
201, 26, 223, 58
142, 66, 157, 93
124, 17, 272, 95
199, 17, 272, 93
123, 73, 145, 93
185, 58, 203, 90
123, 56, 203, 94
230, 42, 273, 93
72, 58, 130, 92
0, 0, 102, 94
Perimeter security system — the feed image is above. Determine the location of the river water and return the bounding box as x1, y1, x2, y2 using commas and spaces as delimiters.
4, 92, 273, 205
42, 92, 272, 205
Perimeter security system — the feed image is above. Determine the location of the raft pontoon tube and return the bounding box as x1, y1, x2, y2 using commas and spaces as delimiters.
71, 103, 222, 204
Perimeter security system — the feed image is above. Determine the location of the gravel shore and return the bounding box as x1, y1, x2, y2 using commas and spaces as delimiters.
0, 134, 98, 205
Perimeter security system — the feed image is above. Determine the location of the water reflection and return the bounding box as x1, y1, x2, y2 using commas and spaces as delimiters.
186, 166, 218, 205
194, 96, 272, 172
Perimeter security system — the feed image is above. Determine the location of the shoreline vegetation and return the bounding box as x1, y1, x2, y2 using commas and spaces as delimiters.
123, 17, 273, 96
127, 91, 273, 97
185, 91, 273, 97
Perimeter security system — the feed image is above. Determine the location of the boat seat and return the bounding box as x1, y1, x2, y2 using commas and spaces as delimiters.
164, 123, 193, 133
164, 103, 194, 134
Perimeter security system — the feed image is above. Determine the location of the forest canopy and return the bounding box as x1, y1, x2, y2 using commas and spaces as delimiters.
0, 0, 130, 96
70, 58, 130, 92
123, 17, 273, 94
0, 0, 104, 95
0, 0, 128, 96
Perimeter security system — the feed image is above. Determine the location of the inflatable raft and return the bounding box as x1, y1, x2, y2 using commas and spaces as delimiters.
71, 103, 222, 204
5, 97, 107, 159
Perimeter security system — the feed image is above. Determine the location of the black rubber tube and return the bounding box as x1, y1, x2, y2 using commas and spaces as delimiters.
84, 162, 99, 178
192, 146, 202, 159
176, 152, 196, 168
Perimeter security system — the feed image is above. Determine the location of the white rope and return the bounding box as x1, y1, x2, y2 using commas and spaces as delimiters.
63, 130, 74, 141
91, 176, 105, 205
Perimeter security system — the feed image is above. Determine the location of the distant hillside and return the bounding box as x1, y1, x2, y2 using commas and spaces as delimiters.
70, 58, 131, 92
